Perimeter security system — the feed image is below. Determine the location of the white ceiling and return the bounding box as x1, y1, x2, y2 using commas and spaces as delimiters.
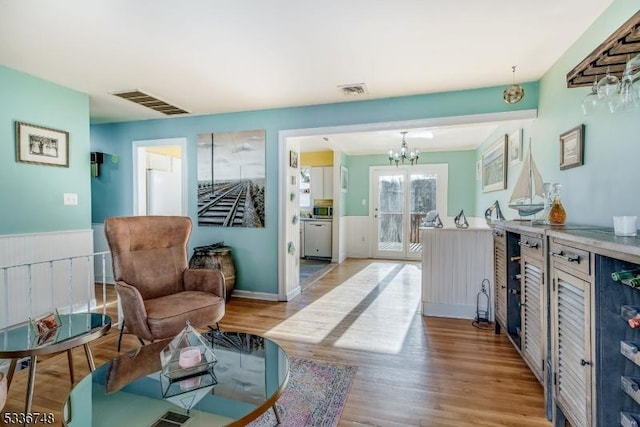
0, 0, 613, 151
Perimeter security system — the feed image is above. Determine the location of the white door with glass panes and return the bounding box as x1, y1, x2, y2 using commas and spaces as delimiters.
370, 164, 448, 259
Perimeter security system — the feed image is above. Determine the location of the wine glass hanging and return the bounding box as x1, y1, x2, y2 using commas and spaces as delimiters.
584, 54, 640, 115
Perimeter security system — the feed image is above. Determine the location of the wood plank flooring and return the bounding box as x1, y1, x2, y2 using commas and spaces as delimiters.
0, 259, 550, 426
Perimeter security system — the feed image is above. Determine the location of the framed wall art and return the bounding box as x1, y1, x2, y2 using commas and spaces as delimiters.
289, 150, 298, 168
481, 135, 507, 192
196, 129, 266, 227
508, 128, 523, 166
340, 165, 349, 192
16, 121, 69, 167
559, 124, 585, 170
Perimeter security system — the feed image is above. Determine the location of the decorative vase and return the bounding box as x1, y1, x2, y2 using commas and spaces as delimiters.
548, 184, 567, 225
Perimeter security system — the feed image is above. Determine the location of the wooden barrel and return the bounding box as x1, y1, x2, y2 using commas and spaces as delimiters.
189, 245, 236, 302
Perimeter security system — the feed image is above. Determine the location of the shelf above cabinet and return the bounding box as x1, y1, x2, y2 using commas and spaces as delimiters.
567, 10, 640, 88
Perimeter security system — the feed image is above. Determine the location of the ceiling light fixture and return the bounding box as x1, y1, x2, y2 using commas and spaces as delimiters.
503, 66, 525, 104
388, 131, 419, 166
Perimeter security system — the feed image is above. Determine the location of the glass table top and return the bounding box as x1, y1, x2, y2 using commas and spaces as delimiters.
64, 331, 289, 427
0, 313, 111, 356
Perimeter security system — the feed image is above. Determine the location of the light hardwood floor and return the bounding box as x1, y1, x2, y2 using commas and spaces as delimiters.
1, 259, 550, 426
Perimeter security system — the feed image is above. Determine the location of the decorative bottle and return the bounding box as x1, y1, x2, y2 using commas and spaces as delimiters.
548, 184, 566, 225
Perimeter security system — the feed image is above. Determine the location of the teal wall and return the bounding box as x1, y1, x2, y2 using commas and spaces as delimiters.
345, 150, 477, 217
0, 66, 91, 235
474, 0, 640, 227
91, 83, 537, 294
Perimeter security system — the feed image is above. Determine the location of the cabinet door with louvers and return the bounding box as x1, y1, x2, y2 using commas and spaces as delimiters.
521, 255, 544, 383
493, 230, 507, 329
552, 269, 592, 427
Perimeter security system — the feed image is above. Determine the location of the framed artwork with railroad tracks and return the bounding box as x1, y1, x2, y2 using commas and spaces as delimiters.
196, 129, 265, 227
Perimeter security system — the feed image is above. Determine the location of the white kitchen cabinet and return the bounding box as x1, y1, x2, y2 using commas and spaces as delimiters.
310, 167, 333, 200
304, 220, 332, 258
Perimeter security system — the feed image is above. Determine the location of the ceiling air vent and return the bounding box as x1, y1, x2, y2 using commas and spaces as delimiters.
112, 90, 189, 115
338, 83, 367, 97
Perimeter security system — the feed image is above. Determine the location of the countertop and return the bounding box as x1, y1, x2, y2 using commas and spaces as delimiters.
300, 217, 333, 222
492, 220, 640, 262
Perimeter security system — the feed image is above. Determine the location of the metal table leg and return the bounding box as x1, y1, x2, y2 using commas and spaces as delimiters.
67, 349, 75, 384
83, 343, 96, 371
25, 355, 38, 413
272, 404, 281, 425
6, 358, 17, 389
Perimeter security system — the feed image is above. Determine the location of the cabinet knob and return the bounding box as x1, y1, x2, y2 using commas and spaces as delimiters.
580, 359, 592, 366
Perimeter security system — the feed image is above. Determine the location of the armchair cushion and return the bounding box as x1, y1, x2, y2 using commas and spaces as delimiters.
145, 291, 224, 339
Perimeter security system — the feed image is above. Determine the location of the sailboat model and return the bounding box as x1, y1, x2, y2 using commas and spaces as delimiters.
508, 140, 545, 216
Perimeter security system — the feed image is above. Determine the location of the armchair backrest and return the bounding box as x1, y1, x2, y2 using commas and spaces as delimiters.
105, 216, 191, 300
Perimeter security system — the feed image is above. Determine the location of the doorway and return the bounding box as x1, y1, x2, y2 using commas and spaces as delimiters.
132, 138, 187, 216
370, 164, 448, 260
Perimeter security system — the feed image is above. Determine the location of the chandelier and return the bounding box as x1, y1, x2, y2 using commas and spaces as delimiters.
388, 131, 419, 166
503, 65, 525, 104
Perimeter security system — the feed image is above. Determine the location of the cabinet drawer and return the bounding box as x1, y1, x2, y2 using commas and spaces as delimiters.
622, 376, 640, 405
518, 235, 543, 259
550, 240, 591, 276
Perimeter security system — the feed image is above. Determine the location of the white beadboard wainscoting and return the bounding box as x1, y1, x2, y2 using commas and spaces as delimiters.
422, 227, 494, 320
0, 229, 97, 328
345, 216, 371, 258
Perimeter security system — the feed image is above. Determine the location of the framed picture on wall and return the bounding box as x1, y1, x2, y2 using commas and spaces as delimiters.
289, 150, 298, 168
15, 121, 69, 167
481, 135, 507, 192
340, 166, 349, 192
508, 129, 523, 166
559, 125, 584, 170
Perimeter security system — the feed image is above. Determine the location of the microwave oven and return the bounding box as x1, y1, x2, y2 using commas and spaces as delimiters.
313, 205, 333, 218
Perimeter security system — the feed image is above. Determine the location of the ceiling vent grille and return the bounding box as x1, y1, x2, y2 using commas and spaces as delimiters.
112, 90, 189, 115
338, 83, 367, 97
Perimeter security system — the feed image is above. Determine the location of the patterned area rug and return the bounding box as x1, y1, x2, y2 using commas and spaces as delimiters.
248, 357, 356, 427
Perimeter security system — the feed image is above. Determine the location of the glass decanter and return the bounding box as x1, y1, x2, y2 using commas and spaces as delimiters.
548, 183, 567, 225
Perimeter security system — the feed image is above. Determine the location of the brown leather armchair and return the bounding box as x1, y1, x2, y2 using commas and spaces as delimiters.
105, 216, 225, 351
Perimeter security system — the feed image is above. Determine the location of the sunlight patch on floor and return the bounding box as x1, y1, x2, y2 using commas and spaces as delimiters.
266, 263, 400, 343
333, 263, 421, 354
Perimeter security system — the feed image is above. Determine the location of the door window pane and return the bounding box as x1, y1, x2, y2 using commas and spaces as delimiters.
378, 175, 404, 252
410, 174, 437, 252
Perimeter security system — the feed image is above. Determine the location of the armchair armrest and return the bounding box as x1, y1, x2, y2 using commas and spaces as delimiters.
183, 268, 226, 300
115, 281, 153, 341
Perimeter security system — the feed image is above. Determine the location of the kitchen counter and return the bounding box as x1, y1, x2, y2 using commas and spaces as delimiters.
300, 217, 332, 222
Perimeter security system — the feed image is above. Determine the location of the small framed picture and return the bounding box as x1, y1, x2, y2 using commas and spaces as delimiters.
559, 125, 585, 170
340, 165, 349, 192
16, 121, 69, 167
508, 129, 523, 166
289, 150, 298, 168
481, 135, 508, 192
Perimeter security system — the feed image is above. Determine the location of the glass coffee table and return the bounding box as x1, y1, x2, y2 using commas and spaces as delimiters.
63, 331, 289, 427
0, 313, 112, 413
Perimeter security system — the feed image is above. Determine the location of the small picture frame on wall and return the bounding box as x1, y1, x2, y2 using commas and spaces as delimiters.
289, 150, 299, 168
508, 129, 523, 166
481, 135, 508, 192
559, 124, 585, 170
340, 165, 349, 192
16, 121, 69, 167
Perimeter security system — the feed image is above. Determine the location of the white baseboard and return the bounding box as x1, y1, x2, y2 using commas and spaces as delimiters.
232, 289, 280, 301
285, 286, 301, 301
422, 302, 477, 320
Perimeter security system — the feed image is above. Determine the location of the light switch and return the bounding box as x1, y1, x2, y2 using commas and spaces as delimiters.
64, 193, 78, 205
